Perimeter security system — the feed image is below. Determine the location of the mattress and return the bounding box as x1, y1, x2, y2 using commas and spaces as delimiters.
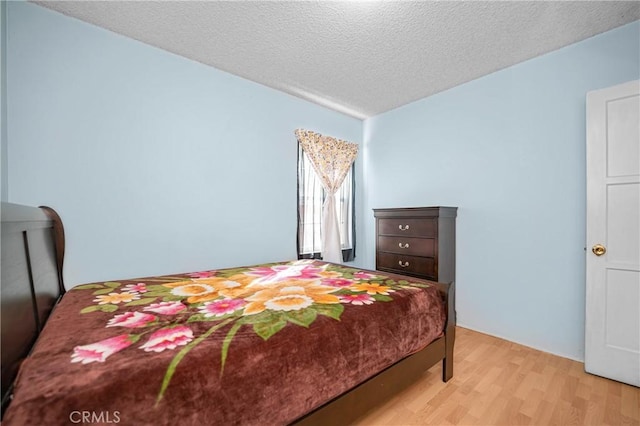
3, 260, 445, 425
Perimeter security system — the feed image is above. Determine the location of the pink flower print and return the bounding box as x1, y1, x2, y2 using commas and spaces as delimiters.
187, 271, 217, 278
340, 294, 375, 306
107, 311, 157, 328
198, 299, 246, 317
124, 283, 147, 293
323, 278, 354, 288
140, 326, 193, 353
71, 334, 136, 364
143, 301, 186, 315
353, 271, 380, 280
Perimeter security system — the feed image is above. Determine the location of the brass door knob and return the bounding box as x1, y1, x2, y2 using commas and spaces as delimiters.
592, 244, 606, 256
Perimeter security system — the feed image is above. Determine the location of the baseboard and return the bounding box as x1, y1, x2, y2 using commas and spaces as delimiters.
456, 322, 584, 363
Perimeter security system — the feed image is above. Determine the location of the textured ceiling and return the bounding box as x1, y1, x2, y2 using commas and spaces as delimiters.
34, 1, 640, 119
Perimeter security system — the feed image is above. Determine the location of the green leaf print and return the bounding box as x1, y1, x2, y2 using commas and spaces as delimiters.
283, 308, 317, 328
144, 285, 172, 292
220, 320, 246, 374
140, 291, 171, 298
156, 318, 234, 405
253, 317, 287, 341
125, 297, 158, 307
81, 304, 118, 314
80, 305, 103, 314
93, 288, 117, 295
162, 295, 184, 302
373, 294, 393, 302
73, 284, 105, 290
314, 303, 344, 320
186, 314, 210, 323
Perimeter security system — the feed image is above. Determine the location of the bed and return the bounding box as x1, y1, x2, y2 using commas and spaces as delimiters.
1, 202, 455, 425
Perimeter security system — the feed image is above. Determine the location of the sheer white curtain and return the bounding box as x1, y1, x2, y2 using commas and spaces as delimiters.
298, 147, 354, 258
295, 129, 358, 263
298, 147, 324, 255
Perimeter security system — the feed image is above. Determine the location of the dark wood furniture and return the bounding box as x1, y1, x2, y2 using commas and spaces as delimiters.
1, 203, 65, 413
1, 203, 455, 424
374, 206, 457, 283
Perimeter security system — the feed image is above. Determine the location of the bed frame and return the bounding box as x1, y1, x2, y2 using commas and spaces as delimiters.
1, 203, 65, 413
0, 202, 455, 424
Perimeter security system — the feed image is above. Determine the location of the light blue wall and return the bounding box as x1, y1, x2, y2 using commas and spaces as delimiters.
5, 2, 362, 286
8, 2, 639, 361
363, 21, 640, 361
1, 0, 7, 202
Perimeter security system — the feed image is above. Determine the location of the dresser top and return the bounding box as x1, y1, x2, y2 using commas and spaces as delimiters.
373, 206, 457, 218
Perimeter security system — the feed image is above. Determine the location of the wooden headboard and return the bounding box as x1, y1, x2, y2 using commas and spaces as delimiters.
1, 203, 65, 413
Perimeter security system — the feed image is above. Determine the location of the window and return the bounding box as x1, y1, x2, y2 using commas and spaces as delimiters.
297, 144, 355, 261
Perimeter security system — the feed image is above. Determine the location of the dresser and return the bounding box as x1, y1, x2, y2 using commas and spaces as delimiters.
373, 207, 457, 283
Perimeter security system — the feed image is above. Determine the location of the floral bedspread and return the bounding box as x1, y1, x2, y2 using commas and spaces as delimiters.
4, 260, 445, 426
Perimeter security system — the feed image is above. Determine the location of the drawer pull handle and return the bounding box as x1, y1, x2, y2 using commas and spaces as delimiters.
398, 243, 410, 249
398, 261, 410, 268
398, 224, 410, 231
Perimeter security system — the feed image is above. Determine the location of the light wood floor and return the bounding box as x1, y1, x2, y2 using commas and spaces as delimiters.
354, 327, 639, 426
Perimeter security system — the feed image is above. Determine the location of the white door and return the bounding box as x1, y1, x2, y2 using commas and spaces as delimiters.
585, 80, 640, 387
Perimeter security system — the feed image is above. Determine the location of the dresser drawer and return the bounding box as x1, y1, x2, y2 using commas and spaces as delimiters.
378, 218, 436, 238
374, 207, 456, 283
377, 236, 435, 257
376, 252, 435, 279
